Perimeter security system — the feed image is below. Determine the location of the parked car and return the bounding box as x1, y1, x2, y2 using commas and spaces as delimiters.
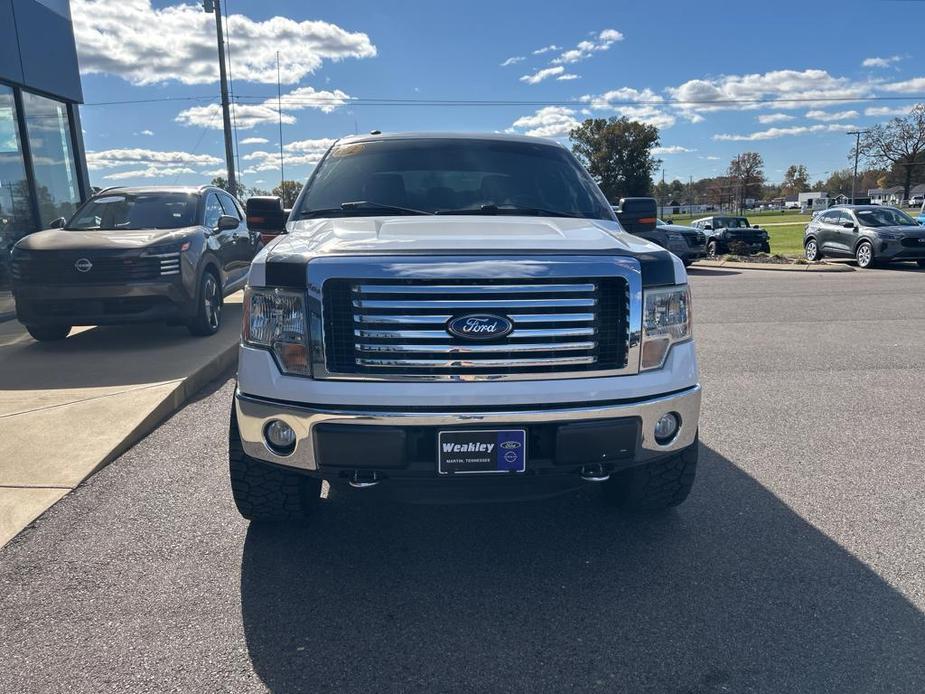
611, 202, 706, 266
11, 185, 259, 340
690, 215, 771, 257
803, 205, 925, 268
230, 133, 701, 520
916, 201, 925, 226
908, 195, 924, 208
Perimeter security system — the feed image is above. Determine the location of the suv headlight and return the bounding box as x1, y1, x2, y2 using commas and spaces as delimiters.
641, 285, 692, 370
243, 286, 310, 376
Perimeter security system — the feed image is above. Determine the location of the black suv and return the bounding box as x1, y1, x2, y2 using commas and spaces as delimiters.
804, 205, 925, 268
691, 215, 770, 257
10, 186, 259, 340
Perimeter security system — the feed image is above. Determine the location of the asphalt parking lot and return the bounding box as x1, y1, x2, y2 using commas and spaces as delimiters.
1, 267, 924, 693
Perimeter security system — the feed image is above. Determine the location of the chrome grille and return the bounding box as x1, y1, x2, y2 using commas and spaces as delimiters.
10, 249, 181, 285
322, 278, 629, 378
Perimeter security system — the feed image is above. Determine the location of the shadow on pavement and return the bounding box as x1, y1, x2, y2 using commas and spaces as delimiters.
686, 267, 742, 277
239, 445, 925, 693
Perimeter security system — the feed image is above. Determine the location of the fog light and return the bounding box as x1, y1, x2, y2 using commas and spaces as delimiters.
264, 419, 296, 455
654, 412, 680, 445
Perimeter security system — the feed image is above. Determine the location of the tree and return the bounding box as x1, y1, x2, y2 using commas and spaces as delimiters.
569, 117, 660, 201
272, 180, 302, 208
858, 104, 925, 202
727, 152, 765, 212
210, 176, 248, 199
781, 164, 810, 195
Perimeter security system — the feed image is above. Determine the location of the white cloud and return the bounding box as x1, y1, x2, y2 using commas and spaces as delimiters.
500, 56, 525, 67
863, 56, 902, 68
243, 137, 336, 171
551, 29, 623, 65
103, 166, 196, 180
240, 137, 270, 145
71, 0, 376, 85
757, 113, 795, 124
520, 66, 565, 84
87, 148, 222, 170
864, 105, 914, 117
652, 146, 695, 155
139, 129, 154, 136
556, 73, 580, 81
578, 88, 675, 128
881, 77, 925, 93
176, 86, 350, 130
510, 106, 579, 138
704, 156, 721, 161
713, 123, 858, 142
805, 109, 859, 121
532, 44, 561, 55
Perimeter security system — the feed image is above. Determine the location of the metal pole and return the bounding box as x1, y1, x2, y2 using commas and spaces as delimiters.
277, 51, 285, 186
212, 0, 236, 195
847, 130, 869, 204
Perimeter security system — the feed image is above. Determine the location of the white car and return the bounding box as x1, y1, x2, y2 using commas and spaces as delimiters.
232, 133, 701, 520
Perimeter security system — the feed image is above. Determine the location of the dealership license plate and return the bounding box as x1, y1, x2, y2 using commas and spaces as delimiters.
438, 429, 526, 475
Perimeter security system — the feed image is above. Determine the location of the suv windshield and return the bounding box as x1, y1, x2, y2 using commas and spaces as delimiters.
855, 207, 916, 228
714, 217, 751, 229
295, 138, 614, 220
66, 193, 199, 230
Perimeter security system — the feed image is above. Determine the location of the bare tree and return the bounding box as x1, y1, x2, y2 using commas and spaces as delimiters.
858, 104, 925, 202
727, 152, 765, 212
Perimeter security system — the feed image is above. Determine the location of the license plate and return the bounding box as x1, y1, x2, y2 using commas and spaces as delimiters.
438, 429, 526, 475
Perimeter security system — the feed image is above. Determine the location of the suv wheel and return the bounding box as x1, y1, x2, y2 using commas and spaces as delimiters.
229, 407, 322, 522
804, 238, 821, 261
602, 436, 699, 512
25, 324, 72, 341
855, 241, 876, 269
187, 270, 222, 336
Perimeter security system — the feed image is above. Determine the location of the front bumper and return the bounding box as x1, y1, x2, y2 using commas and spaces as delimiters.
233, 384, 702, 479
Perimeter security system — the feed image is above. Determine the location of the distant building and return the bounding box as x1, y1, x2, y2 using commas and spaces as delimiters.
798, 191, 830, 212
1, 0, 90, 316
867, 187, 904, 205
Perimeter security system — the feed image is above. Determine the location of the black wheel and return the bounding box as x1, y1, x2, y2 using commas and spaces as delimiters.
187, 270, 222, 336
804, 238, 822, 261
602, 436, 699, 512
855, 240, 876, 269
916, 259, 925, 268
229, 406, 322, 522
25, 324, 71, 341
706, 240, 718, 258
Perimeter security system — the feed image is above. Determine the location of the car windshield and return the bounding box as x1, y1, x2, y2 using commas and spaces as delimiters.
715, 217, 751, 229
294, 138, 614, 220
855, 208, 916, 228
66, 193, 199, 230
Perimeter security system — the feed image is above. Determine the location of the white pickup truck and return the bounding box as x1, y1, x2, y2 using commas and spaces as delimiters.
232, 133, 701, 520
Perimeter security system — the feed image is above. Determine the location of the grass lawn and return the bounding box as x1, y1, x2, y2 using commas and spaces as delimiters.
765, 223, 807, 255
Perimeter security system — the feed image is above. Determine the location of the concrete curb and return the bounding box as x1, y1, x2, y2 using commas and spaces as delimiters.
693, 259, 854, 273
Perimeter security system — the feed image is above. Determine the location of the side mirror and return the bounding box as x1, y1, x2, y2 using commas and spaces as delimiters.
753, 224, 760, 229
615, 197, 657, 234
49, 217, 67, 229
842, 221, 856, 229
246, 196, 287, 234
704, 224, 713, 231
217, 214, 240, 231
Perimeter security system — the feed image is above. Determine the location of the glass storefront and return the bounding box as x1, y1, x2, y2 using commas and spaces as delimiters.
0, 83, 84, 313
21, 90, 81, 226
0, 85, 35, 312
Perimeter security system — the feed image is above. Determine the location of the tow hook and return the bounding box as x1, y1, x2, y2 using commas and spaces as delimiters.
348, 471, 381, 489
579, 464, 610, 483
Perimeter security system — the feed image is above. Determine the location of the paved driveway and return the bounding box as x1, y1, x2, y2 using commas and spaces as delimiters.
1, 267, 924, 693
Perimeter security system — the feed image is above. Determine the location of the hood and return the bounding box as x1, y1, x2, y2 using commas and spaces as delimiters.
15, 226, 198, 252
267, 215, 659, 262
659, 223, 700, 234
866, 225, 925, 235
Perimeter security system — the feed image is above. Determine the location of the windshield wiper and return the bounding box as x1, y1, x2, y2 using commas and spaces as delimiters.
297, 201, 433, 218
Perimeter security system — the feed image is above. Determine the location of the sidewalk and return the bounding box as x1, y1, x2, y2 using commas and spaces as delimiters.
0, 294, 242, 547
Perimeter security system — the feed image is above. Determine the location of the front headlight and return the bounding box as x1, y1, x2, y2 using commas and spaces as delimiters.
641, 285, 692, 370
243, 286, 311, 376
876, 231, 897, 240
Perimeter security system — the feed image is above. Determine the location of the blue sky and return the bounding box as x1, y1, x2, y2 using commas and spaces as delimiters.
74, 0, 925, 190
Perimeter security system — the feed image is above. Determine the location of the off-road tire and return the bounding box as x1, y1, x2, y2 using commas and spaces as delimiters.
187, 270, 223, 337
26, 324, 71, 341
602, 435, 699, 512
229, 407, 322, 522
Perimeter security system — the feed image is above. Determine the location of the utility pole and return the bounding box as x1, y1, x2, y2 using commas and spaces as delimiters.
847, 130, 869, 204
204, 0, 236, 195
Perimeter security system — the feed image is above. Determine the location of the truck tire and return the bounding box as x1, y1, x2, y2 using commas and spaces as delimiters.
228, 407, 322, 522
26, 324, 72, 341
602, 435, 698, 512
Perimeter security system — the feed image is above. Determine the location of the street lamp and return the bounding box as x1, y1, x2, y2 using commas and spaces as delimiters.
847, 130, 870, 204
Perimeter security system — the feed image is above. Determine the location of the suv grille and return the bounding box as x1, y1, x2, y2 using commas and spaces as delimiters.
685, 232, 706, 248
322, 278, 629, 378
11, 250, 180, 285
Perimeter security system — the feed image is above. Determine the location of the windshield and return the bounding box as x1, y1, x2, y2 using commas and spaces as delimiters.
855, 208, 916, 228
295, 138, 614, 220
66, 193, 199, 230
715, 217, 751, 229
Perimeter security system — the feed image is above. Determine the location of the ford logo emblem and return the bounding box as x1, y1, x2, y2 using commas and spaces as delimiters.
446, 314, 513, 341
500, 441, 521, 450
74, 258, 93, 273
